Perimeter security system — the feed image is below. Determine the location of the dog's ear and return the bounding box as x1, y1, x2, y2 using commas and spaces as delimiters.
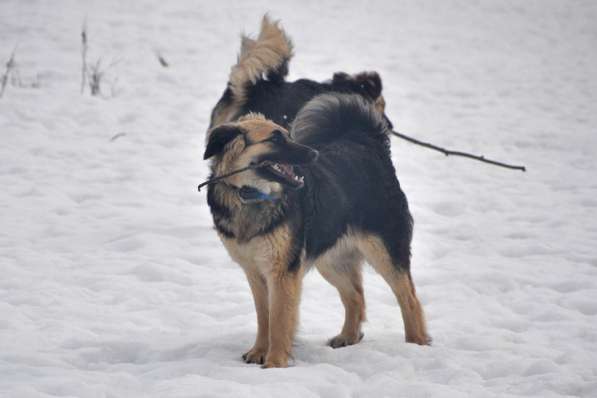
354, 71, 383, 99
331, 72, 351, 86
331, 71, 383, 100
204, 125, 242, 160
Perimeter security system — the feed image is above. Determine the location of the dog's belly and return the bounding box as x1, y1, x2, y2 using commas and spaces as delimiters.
305, 232, 364, 272
220, 228, 365, 277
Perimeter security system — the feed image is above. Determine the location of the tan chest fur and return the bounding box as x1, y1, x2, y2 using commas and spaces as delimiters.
218, 223, 295, 276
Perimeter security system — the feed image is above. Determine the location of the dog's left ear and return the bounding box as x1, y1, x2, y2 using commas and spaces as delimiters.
353, 71, 383, 100
204, 125, 242, 160
332, 71, 383, 100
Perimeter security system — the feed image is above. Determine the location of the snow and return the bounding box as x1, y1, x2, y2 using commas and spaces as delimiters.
1, 0, 597, 397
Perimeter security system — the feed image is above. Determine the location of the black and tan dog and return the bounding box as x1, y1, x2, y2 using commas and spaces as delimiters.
204, 93, 430, 368
208, 15, 393, 136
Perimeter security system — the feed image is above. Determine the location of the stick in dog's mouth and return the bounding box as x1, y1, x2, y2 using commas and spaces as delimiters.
197, 160, 305, 192
197, 161, 273, 192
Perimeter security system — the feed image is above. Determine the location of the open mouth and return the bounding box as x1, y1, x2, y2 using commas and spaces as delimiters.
261, 162, 304, 189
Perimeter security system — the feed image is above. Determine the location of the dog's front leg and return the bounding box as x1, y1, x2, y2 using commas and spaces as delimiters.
263, 269, 303, 368
242, 270, 269, 364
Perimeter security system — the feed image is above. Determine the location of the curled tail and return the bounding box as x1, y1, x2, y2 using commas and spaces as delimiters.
209, 15, 293, 129
291, 93, 389, 149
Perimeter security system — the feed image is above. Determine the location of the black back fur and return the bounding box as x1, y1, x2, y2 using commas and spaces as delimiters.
293, 94, 412, 267
210, 71, 391, 131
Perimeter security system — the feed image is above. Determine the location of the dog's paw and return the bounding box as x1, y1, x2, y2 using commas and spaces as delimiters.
261, 352, 289, 368
406, 334, 432, 346
242, 346, 267, 365
327, 332, 364, 349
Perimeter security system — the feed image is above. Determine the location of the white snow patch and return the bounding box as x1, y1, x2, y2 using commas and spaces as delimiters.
1, 0, 597, 397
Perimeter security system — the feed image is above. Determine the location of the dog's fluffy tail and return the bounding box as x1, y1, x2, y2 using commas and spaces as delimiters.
291, 93, 389, 148
229, 15, 293, 102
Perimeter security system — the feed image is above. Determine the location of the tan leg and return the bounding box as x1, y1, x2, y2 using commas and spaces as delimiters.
384, 270, 430, 345
316, 254, 366, 348
357, 235, 430, 345
242, 270, 269, 364
263, 269, 303, 368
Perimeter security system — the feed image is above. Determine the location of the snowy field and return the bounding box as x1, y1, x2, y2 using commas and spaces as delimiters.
1, 0, 597, 397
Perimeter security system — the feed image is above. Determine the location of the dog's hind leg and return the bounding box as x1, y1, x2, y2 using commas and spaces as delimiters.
357, 234, 431, 345
242, 270, 270, 364
315, 249, 366, 348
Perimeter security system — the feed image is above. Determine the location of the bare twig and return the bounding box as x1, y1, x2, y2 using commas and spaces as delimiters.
88, 57, 103, 96
0, 47, 17, 98
80, 21, 118, 97
110, 132, 127, 142
156, 52, 169, 67
390, 130, 526, 172
87, 57, 120, 97
81, 20, 88, 94
197, 161, 274, 191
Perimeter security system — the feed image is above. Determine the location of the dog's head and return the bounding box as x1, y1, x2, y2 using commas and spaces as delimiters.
331, 71, 393, 129
204, 113, 318, 194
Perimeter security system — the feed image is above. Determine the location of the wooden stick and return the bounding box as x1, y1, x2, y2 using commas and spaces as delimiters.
80, 20, 88, 94
198, 162, 272, 191
390, 130, 526, 172
0, 47, 17, 98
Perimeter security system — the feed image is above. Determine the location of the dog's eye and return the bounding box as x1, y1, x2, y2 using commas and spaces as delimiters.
269, 131, 285, 144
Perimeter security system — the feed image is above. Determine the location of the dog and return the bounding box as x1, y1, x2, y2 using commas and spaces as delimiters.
208, 15, 393, 137
204, 93, 430, 368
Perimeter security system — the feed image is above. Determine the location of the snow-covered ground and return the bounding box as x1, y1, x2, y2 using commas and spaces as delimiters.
1, 0, 597, 397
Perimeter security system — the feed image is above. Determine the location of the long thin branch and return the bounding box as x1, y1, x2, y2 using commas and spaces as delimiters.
390, 130, 526, 172
0, 47, 17, 98
80, 20, 88, 94
197, 161, 273, 191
